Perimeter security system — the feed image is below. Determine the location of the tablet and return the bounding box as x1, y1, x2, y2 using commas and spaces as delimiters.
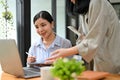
28, 62, 52, 67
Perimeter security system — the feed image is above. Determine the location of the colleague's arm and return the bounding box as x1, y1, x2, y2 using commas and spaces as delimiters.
45, 46, 79, 64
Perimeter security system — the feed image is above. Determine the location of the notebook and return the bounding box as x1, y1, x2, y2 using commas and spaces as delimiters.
77, 71, 110, 80
0, 39, 40, 78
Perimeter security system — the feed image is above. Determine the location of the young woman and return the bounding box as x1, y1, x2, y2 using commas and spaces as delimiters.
27, 11, 72, 66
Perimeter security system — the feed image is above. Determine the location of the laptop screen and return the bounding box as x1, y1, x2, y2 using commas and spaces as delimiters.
0, 39, 24, 77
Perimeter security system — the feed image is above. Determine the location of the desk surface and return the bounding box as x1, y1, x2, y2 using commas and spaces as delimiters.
1, 64, 120, 80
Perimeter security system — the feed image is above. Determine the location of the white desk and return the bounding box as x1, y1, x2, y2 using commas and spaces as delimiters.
1, 64, 120, 80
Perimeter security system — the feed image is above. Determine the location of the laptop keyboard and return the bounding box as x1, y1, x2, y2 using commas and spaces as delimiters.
23, 67, 40, 76
25, 67, 40, 72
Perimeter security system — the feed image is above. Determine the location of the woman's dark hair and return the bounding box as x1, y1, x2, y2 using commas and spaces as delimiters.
66, 0, 90, 15
33, 11, 53, 24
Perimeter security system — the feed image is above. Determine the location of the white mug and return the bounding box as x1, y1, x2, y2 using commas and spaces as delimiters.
40, 66, 54, 80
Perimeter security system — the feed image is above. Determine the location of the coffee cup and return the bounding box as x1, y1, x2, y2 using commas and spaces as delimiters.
40, 66, 54, 80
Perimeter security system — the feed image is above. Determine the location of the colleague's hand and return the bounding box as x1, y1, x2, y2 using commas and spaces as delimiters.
45, 46, 79, 64
27, 56, 36, 63
45, 48, 69, 64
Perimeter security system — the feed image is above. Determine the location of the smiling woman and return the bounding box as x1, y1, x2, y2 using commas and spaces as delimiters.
26, 10, 72, 67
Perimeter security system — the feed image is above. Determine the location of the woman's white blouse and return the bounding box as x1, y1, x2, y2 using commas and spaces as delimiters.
28, 34, 72, 63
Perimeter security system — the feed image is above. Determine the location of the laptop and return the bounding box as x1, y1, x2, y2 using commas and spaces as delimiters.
0, 39, 40, 78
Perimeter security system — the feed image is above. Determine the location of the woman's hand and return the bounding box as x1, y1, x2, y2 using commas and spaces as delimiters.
45, 48, 69, 64
45, 47, 78, 64
27, 56, 36, 63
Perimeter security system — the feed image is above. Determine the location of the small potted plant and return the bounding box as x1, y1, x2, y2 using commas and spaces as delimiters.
50, 58, 85, 80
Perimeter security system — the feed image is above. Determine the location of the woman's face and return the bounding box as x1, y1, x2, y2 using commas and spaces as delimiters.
34, 18, 54, 39
71, 0, 75, 4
